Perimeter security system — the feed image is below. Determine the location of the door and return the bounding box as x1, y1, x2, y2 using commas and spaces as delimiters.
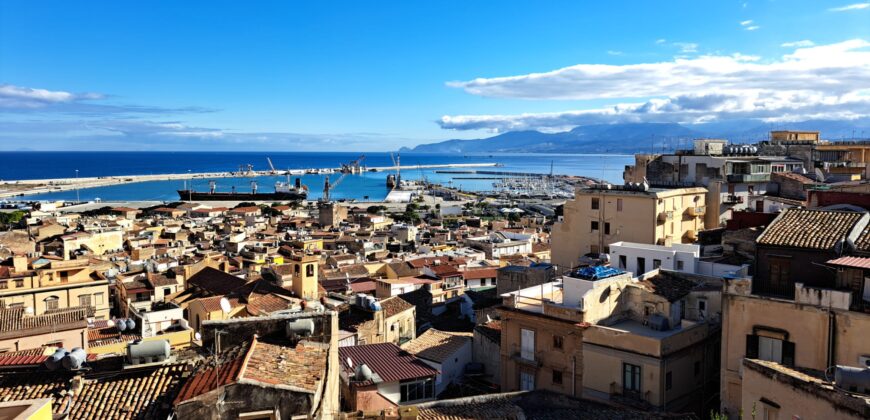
521, 329, 535, 361
520, 371, 535, 391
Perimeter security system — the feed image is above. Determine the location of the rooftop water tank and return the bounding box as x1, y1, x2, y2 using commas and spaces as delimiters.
127, 340, 170, 365
116, 318, 127, 332
125, 319, 136, 331
286, 318, 315, 338
835, 366, 870, 394
62, 347, 87, 370
44, 348, 67, 371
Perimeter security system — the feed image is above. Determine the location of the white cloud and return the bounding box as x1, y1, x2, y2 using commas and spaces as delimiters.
740, 20, 754, 26
441, 39, 870, 131
740, 20, 759, 30
829, 2, 870, 11
0, 84, 103, 108
745, 25, 760, 31
781, 40, 815, 48
607, 50, 623, 56
655, 39, 667, 45
673, 42, 698, 53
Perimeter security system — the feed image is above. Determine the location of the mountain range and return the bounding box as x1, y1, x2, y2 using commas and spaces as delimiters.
402, 120, 870, 154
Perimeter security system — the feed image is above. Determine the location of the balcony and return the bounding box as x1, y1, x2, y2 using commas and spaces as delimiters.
657, 210, 674, 223
727, 173, 771, 183
723, 195, 744, 205
686, 206, 706, 217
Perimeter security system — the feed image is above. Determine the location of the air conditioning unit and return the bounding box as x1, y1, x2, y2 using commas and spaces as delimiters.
859, 355, 870, 368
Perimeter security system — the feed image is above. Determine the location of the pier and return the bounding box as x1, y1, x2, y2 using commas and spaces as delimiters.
0, 162, 500, 199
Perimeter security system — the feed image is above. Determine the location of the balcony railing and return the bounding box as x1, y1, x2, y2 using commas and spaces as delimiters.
686, 206, 706, 217
657, 210, 674, 223
723, 195, 744, 205
727, 173, 771, 183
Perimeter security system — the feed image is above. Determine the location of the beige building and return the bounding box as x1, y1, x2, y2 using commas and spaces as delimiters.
498, 267, 722, 416
0, 258, 110, 320
720, 209, 870, 418
552, 184, 708, 270
0, 306, 89, 352
61, 230, 123, 260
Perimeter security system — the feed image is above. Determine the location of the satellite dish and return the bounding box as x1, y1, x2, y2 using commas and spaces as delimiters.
814, 168, 826, 183
219, 297, 232, 314
346, 357, 354, 369
194, 332, 202, 341
106, 319, 115, 328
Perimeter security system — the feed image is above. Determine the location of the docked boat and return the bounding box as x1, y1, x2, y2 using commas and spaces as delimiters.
178, 178, 307, 201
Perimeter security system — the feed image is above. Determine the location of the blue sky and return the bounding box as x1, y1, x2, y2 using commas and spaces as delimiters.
1, 1, 869, 150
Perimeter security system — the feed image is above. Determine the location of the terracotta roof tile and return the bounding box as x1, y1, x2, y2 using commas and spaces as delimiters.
380, 296, 414, 319
757, 208, 866, 250
0, 307, 88, 339
239, 338, 327, 393
401, 329, 471, 364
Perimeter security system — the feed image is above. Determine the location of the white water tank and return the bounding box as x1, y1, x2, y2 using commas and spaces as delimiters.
127, 340, 170, 365
835, 366, 870, 394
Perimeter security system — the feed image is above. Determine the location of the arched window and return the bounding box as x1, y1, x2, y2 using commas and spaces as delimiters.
306, 264, 314, 277
44, 296, 59, 311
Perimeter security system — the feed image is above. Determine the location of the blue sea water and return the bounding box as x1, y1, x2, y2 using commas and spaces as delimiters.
0, 152, 633, 202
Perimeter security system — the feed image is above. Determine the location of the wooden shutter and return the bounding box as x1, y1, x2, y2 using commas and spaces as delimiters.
745, 335, 759, 358
782, 341, 795, 366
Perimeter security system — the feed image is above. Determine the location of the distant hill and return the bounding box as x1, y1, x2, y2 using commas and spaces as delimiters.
403, 119, 870, 154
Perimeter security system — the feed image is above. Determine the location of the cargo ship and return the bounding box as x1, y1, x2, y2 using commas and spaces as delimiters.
178, 178, 308, 201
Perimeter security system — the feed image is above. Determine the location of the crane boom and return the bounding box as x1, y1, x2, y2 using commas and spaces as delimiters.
266, 157, 276, 173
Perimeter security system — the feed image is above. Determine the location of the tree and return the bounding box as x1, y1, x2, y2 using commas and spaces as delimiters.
0, 211, 25, 229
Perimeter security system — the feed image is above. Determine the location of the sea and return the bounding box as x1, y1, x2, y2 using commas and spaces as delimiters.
0, 152, 633, 202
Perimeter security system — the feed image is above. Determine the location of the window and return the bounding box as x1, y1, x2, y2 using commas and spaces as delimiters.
623, 363, 641, 393
521, 329, 535, 361
653, 259, 661, 269
604, 222, 611, 235
698, 299, 707, 318
163, 287, 172, 296
14, 279, 23, 288
591, 221, 599, 231
617, 198, 623, 212
676, 260, 685, 271
44, 296, 59, 311
591, 198, 600, 210
552, 370, 563, 385
79, 294, 91, 308
400, 378, 435, 402
553, 335, 563, 350
619, 255, 627, 270
0, 281, 6, 290
94, 293, 104, 305
637, 257, 646, 274
746, 334, 795, 366
520, 371, 535, 391
665, 371, 672, 390
305, 264, 314, 277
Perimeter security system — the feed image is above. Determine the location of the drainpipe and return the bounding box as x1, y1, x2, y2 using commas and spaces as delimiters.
572, 355, 577, 397
827, 309, 836, 368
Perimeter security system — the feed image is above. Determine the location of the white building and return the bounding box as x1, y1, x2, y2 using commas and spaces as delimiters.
609, 241, 750, 278
464, 231, 533, 259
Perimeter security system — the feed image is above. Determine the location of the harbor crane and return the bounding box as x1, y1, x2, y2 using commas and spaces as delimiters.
266, 157, 277, 174
340, 155, 366, 174
322, 171, 349, 202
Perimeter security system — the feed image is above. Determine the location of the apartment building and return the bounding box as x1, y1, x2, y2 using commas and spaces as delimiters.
720, 208, 870, 418
551, 184, 708, 270
0, 257, 110, 320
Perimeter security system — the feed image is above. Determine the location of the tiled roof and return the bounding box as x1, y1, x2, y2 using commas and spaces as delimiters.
855, 224, 870, 252
147, 272, 177, 287
239, 338, 327, 393
474, 321, 502, 344
0, 364, 187, 420
0, 307, 88, 339
174, 354, 246, 404
827, 256, 870, 270
380, 296, 414, 319
192, 296, 241, 313
339, 343, 438, 386
245, 293, 297, 315
414, 390, 695, 420
87, 327, 140, 344
757, 208, 866, 250
401, 329, 471, 364
187, 267, 247, 295
462, 268, 497, 280
636, 271, 698, 302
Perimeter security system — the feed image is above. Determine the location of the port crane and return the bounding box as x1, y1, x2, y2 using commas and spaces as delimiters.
340, 155, 366, 174
322, 171, 349, 202
266, 157, 277, 174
